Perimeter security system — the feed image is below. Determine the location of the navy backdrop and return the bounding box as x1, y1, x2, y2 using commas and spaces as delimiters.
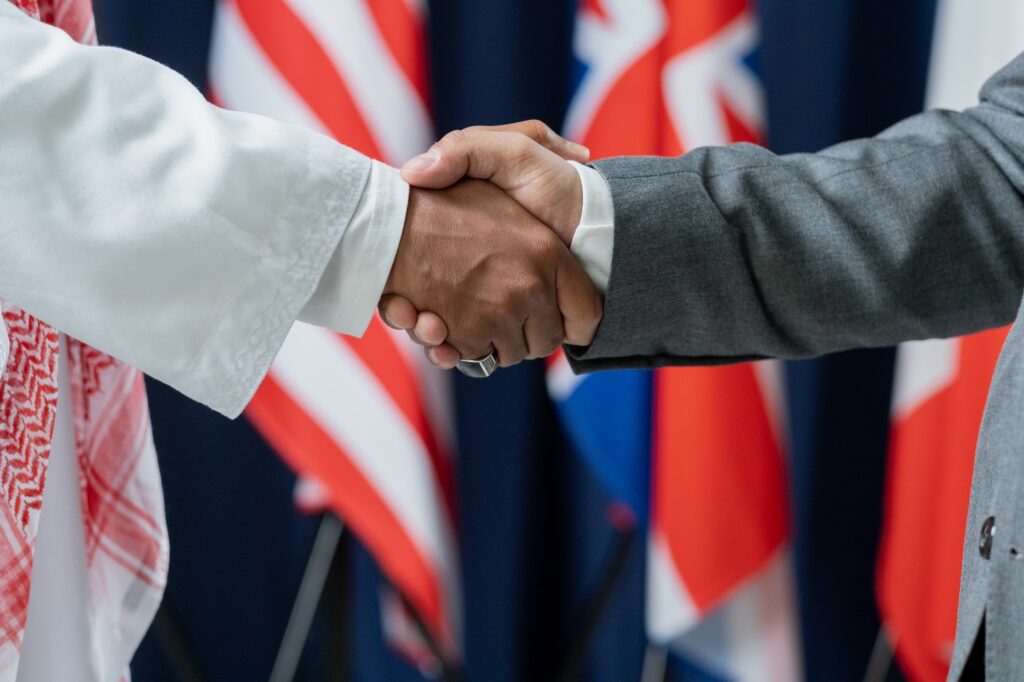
89, 0, 939, 679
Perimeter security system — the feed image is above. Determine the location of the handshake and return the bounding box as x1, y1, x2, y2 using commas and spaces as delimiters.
379, 120, 603, 375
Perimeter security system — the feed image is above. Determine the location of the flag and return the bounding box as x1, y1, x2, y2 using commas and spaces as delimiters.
207, 0, 462, 668
877, 1, 1024, 677
555, 0, 799, 679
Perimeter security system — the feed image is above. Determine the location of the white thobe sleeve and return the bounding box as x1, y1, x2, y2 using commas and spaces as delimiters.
0, 2, 407, 418
298, 160, 408, 333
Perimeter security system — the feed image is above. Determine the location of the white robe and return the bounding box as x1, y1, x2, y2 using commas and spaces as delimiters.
0, 2, 408, 678
0, 0, 407, 418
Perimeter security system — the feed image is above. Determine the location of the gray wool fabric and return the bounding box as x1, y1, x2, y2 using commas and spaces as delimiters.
569, 53, 1024, 680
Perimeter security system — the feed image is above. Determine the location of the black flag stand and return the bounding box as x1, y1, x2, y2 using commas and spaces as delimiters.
151, 602, 205, 681
269, 512, 459, 682
272, 508, 639, 681
270, 514, 346, 682
322, 529, 353, 682
862, 627, 897, 682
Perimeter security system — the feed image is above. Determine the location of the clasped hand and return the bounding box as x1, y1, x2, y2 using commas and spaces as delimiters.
379, 121, 602, 370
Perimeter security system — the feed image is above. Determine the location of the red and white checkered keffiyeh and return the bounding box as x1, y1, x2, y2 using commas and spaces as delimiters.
1, 3, 169, 679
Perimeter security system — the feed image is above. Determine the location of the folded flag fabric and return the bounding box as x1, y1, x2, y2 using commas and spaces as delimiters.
208, 0, 462, 667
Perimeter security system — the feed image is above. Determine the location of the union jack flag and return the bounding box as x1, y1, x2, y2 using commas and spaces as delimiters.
552, 1, 800, 678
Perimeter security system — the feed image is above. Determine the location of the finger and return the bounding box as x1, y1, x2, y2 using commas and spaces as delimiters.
401, 129, 565, 190
413, 311, 448, 346
492, 327, 529, 368
554, 248, 604, 346
446, 332, 494, 368
379, 294, 418, 330
400, 129, 520, 189
401, 121, 588, 189
402, 129, 582, 244
465, 120, 589, 162
426, 344, 460, 370
523, 302, 563, 359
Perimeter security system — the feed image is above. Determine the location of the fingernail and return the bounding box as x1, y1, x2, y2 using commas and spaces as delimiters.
403, 150, 440, 172
570, 142, 590, 160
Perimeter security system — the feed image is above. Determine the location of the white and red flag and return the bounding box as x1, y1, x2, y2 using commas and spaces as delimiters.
207, 0, 462, 668
557, 1, 799, 679
877, 1, 1024, 678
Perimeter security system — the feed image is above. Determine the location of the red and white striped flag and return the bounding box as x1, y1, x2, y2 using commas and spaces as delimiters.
562, 1, 799, 679
877, 1, 1024, 678
207, 0, 462, 667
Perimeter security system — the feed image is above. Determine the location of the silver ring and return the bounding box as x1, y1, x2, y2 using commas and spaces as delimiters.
456, 351, 498, 379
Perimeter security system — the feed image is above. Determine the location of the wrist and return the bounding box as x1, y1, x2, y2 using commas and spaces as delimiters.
384, 186, 421, 296
553, 173, 583, 246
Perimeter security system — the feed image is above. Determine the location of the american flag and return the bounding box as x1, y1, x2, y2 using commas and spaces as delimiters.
207, 0, 461, 667
878, 0, 1024, 677
553, 0, 799, 678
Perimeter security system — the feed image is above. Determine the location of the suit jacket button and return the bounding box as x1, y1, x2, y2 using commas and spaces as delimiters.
980, 516, 996, 560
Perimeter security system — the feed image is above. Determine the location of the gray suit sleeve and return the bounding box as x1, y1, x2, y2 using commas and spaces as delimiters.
569, 52, 1024, 372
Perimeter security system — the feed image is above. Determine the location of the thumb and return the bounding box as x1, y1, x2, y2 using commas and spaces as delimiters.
554, 246, 604, 347
402, 128, 583, 244
466, 120, 589, 163
401, 119, 588, 189
400, 144, 466, 190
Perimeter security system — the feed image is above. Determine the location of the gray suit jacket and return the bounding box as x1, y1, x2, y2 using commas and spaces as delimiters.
570, 53, 1024, 679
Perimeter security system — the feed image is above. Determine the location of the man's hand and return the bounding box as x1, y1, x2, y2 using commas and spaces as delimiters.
381, 121, 595, 369
402, 120, 586, 246
383, 179, 602, 368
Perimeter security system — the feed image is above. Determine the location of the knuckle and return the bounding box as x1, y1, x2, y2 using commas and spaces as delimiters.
537, 333, 562, 358
498, 345, 525, 368
525, 280, 551, 308
513, 275, 547, 312
439, 128, 468, 148
454, 336, 488, 361
522, 119, 550, 141
508, 132, 536, 158
496, 299, 523, 324
529, 230, 561, 263
517, 271, 546, 297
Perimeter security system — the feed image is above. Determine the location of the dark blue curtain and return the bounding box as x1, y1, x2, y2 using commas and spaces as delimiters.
762, 2, 936, 680
90, 1, 938, 679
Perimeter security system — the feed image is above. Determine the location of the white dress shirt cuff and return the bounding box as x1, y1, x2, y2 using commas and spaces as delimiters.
299, 160, 409, 336
569, 161, 615, 293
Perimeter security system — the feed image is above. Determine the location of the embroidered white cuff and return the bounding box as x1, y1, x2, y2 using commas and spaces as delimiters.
299, 160, 409, 336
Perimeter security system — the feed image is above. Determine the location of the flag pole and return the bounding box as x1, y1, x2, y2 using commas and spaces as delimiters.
270, 513, 346, 682
556, 505, 638, 681
396, 590, 461, 682
639, 644, 668, 682
862, 627, 896, 682
151, 603, 205, 681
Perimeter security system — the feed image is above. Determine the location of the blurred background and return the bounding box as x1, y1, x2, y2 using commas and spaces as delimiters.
88, 0, 1021, 680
